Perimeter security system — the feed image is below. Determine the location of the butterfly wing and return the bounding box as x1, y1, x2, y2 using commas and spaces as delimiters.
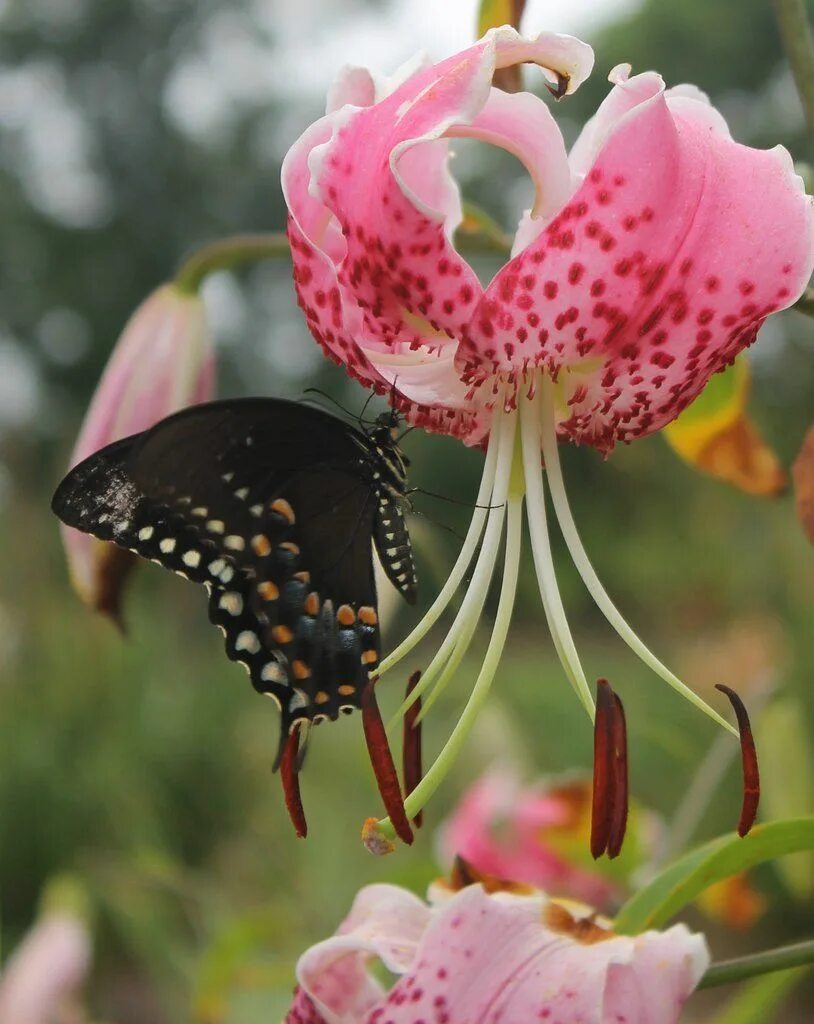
52, 399, 388, 741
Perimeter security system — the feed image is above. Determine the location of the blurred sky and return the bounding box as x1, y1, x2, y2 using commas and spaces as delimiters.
166, 0, 636, 151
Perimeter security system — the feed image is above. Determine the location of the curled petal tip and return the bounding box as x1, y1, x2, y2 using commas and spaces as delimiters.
715, 684, 760, 837
361, 817, 396, 856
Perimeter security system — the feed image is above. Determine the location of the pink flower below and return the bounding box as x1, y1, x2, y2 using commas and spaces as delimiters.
284, 882, 709, 1024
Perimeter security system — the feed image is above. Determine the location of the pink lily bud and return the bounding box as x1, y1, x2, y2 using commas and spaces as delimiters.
61, 284, 214, 620
285, 879, 709, 1024
0, 912, 92, 1024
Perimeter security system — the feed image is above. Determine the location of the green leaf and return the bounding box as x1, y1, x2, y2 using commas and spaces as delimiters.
707, 968, 809, 1024
758, 699, 814, 897
614, 817, 814, 934
663, 357, 787, 497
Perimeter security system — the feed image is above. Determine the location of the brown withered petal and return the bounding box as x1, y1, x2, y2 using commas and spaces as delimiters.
403, 670, 423, 827
94, 545, 138, 630
279, 727, 308, 838
716, 684, 760, 837
362, 677, 414, 846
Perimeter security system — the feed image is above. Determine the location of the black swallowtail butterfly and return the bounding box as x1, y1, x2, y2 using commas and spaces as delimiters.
52, 398, 417, 772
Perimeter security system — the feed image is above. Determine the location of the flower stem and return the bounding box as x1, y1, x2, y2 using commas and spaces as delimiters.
538, 377, 737, 736
699, 940, 814, 990
377, 495, 523, 835
772, 0, 814, 148
174, 232, 290, 294
794, 284, 814, 318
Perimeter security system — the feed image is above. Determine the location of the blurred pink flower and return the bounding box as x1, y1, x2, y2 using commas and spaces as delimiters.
282, 27, 814, 817
60, 283, 214, 620
284, 881, 709, 1024
0, 913, 92, 1024
440, 770, 619, 907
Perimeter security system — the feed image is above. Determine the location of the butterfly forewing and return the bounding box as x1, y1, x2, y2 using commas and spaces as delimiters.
53, 398, 410, 747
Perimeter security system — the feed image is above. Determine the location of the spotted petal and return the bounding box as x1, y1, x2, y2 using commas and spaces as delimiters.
373, 887, 708, 1024
459, 69, 814, 451
290, 884, 431, 1024
283, 29, 593, 440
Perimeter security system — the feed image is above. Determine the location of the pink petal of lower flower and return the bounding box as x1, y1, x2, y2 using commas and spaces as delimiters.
367, 887, 708, 1024
461, 75, 814, 450
293, 884, 430, 1024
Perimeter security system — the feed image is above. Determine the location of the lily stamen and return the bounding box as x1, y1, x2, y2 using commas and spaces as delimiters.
361, 677, 414, 846
715, 684, 761, 837
402, 670, 424, 827
280, 727, 308, 839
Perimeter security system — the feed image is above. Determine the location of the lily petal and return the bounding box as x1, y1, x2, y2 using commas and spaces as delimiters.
61, 284, 214, 615
370, 887, 708, 1024
460, 69, 814, 451
293, 884, 431, 1024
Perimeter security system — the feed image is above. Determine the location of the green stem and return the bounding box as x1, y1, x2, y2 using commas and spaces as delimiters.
174, 232, 291, 293
700, 939, 814, 990
793, 285, 814, 318
772, 0, 814, 148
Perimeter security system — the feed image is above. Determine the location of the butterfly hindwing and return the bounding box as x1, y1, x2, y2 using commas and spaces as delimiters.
52, 399, 400, 742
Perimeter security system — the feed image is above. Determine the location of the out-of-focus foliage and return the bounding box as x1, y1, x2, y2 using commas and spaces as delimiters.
1, 0, 814, 1020
664, 360, 788, 497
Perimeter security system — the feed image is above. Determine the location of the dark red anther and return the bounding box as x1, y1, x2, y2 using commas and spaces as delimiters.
591, 679, 615, 859
279, 727, 308, 839
403, 670, 423, 828
607, 691, 629, 859
591, 679, 629, 860
362, 676, 414, 846
716, 684, 760, 837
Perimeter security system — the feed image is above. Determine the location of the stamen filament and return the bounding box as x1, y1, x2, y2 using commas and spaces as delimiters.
378, 408, 502, 676
377, 494, 523, 835
389, 410, 516, 721
520, 395, 594, 718
538, 377, 737, 737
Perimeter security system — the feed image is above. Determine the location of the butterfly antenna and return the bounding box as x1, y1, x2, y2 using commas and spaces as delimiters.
408, 508, 464, 543
409, 486, 503, 512
302, 388, 359, 422
358, 390, 376, 427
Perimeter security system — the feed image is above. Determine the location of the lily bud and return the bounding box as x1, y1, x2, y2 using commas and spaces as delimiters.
61, 283, 214, 621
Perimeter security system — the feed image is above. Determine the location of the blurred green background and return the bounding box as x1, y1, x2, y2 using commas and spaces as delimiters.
1, 0, 813, 1020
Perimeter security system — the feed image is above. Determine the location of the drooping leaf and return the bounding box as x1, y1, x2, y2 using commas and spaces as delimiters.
757, 698, 814, 898
664, 358, 787, 497
707, 968, 809, 1024
791, 426, 814, 542
614, 817, 814, 934
476, 0, 526, 91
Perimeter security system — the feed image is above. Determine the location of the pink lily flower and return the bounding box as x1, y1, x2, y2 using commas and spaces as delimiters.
284, 878, 709, 1024
440, 769, 625, 908
61, 283, 215, 620
282, 27, 814, 827
0, 912, 92, 1024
